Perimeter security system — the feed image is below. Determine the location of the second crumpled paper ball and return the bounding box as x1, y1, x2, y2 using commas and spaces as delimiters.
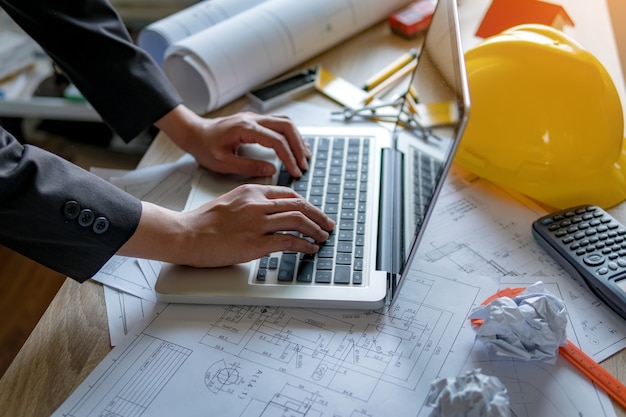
426, 368, 510, 417
469, 281, 568, 361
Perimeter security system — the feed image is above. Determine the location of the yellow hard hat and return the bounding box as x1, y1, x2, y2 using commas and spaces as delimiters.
456, 24, 626, 209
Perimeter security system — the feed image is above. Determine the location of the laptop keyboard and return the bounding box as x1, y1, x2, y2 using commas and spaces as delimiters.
254, 136, 441, 286
412, 147, 443, 225
256, 135, 370, 285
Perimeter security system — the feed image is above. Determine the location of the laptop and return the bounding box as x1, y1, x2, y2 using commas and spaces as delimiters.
155, 0, 470, 309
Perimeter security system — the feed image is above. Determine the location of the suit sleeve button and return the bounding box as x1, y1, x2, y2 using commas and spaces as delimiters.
93, 217, 110, 234
63, 201, 81, 219
78, 209, 95, 227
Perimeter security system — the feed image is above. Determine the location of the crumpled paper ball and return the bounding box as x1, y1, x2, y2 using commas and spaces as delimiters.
469, 281, 568, 361
426, 368, 510, 417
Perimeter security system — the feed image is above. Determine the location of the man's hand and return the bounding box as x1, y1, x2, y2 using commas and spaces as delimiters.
156, 105, 310, 178
118, 184, 335, 268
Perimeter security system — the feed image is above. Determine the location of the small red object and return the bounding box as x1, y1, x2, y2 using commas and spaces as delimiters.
388, 0, 437, 39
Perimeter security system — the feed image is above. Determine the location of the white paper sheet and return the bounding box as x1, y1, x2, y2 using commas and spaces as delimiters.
92, 256, 158, 301
109, 153, 197, 211
103, 283, 167, 346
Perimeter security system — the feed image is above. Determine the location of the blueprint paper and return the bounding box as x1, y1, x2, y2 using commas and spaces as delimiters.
426, 369, 510, 417
53, 267, 503, 417
91, 256, 158, 302
451, 333, 617, 417
414, 165, 626, 362
51, 264, 618, 417
79, 156, 626, 417
103, 259, 166, 346
103, 283, 167, 347
470, 282, 568, 361
72, 113, 626, 416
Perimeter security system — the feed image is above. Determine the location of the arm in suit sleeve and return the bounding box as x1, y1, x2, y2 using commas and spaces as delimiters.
0, 0, 176, 279
0, 0, 182, 141
0, 128, 142, 281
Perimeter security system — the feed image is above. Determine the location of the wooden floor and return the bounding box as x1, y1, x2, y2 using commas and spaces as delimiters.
0, 121, 144, 378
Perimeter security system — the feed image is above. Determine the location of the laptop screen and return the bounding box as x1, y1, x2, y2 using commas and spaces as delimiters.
392, 0, 470, 298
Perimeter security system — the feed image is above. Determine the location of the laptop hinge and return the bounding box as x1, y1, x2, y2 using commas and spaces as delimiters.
377, 148, 404, 275
385, 272, 400, 305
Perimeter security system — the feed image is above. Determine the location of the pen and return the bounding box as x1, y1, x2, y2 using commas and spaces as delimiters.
362, 48, 418, 91
363, 60, 417, 105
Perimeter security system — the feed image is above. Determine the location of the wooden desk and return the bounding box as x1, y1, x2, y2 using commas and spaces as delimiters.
2, 10, 626, 417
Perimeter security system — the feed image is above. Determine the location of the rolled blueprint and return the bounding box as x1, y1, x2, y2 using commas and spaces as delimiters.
163, 0, 413, 114
137, 0, 267, 66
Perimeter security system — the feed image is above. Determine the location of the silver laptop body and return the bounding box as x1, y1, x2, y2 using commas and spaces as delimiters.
155, 0, 470, 309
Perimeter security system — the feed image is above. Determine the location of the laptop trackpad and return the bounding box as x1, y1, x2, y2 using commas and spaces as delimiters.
156, 262, 255, 301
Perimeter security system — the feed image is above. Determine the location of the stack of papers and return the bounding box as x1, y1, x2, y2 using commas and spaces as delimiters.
70, 140, 626, 416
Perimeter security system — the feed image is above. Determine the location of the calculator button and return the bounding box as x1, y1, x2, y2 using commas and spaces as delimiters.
256, 269, 267, 281
584, 253, 605, 266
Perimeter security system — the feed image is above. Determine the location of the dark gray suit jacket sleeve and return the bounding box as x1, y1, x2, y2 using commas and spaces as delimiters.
0, 0, 185, 280
0, 129, 142, 282
1, 0, 182, 141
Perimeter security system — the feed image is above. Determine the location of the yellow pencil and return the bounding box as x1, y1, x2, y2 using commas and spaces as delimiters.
362, 48, 418, 91
404, 90, 419, 114
363, 60, 417, 104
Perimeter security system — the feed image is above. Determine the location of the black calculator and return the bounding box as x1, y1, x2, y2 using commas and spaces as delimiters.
532, 205, 626, 320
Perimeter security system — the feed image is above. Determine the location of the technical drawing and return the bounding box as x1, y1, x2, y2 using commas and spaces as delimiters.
205, 360, 245, 394
238, 383, 378, 417
240, 383, 325, 417
198, 274, 470, 403
54, 173, 622, 417
462, 345, 610, 417
414, 185, 626, 361
93, 256, 157, 301
65, 335, 192, 417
